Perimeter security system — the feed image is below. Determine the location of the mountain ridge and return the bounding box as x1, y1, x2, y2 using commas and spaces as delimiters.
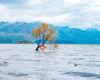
0, 21, 100, 44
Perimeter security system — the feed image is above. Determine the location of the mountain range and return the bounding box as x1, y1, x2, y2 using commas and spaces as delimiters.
0, 21, 100, 44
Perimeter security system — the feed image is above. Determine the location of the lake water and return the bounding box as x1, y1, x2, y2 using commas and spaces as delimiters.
0, 44, 100, 80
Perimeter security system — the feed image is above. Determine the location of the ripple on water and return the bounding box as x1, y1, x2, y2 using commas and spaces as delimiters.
0, 61, 8, 67
63, 72, 100, 79
7, 72, 29, 77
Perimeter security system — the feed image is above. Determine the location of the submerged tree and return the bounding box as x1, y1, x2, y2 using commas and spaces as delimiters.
32, 23, 56, 51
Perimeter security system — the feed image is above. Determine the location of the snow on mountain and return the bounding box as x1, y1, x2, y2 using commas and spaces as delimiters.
0, 21, 100, 44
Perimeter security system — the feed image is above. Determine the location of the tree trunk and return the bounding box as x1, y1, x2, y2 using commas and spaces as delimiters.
36, 44, 40, 51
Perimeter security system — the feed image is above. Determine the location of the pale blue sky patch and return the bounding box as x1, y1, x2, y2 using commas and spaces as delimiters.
0, 0, 27, 5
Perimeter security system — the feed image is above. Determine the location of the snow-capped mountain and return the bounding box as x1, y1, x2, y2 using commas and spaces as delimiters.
0, 21, 100, 44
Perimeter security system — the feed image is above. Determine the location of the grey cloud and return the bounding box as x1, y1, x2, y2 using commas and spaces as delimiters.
0, 0, 99, 28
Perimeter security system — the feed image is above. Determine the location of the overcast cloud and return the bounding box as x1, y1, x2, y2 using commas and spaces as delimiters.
0, 0, 100, 28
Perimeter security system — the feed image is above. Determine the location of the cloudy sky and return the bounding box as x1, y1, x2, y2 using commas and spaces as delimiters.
0, 0, 100, 28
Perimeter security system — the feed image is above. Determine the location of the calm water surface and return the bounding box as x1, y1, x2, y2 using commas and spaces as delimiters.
0, 44, 100, 80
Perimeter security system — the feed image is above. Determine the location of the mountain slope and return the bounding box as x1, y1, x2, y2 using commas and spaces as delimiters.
0, 22, 100, 44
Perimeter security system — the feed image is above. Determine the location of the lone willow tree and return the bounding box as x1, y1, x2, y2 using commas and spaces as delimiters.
32, 23, 56, 51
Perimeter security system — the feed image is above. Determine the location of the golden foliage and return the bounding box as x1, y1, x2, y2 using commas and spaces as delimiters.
41, 23, 48, 30
50, 44, 58, 48
32, 23, 55, 42
48, 28, 55, 35
45, 33, 55, 41
32, 29, 40, 37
